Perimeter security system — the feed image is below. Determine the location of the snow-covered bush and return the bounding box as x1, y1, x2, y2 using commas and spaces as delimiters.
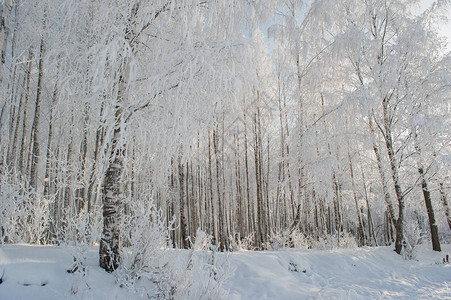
403, 218, 425, 259
338, 232, 359, 249
116, 197, 230, 299
312, 232, 358, 250
60, 210, 95, 269
0, 168, 51, 244
178, 229, 231, 299
115, 198, 175, 297
21, 194, 52, 244
66, 214, 92, 293
52, 206, 102, 295
290, 230, 311, 249
266, 230, 288, 249
0, 169, 30, 243
229, 232, 256, 251
266, 230, 357, 250
267, 229, 309, 250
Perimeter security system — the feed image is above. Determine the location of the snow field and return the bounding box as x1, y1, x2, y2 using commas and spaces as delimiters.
0, 244, 450, 299
226, 245, 451, 299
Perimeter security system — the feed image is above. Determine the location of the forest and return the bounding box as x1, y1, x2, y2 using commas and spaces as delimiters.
0, 0, 450, 295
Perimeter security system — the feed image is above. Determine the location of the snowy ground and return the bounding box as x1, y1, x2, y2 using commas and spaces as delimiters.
226, 246, 451, 299
0, 244, 450, 299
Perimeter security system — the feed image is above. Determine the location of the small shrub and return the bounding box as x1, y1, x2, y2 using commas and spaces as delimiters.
116, 197, 231, 299
0, 168, 51, 244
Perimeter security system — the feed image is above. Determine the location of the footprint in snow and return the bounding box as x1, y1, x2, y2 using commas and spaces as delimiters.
19, 280, 49, 287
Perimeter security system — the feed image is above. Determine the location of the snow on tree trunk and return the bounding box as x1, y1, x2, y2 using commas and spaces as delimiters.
99, 126, 123, 272
384, 126, 405, 255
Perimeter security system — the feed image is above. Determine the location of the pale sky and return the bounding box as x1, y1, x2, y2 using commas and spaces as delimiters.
419, 0, 451, 52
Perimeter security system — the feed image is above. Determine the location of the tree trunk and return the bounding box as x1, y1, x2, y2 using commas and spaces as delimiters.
243, 100, 254, 236
369, 117, 395, 242
348, 151, 366, 246
6, 65, 18, 165
289, 204, 302, 235
29, 38, 45, 191
418, 167, 441, 251
207, 131, 216, 239
18, 50, 32, 173
382, 116, 405, 255
276, 76, 285, 230
9, 72, 25, 167
213, 129, 226, 249
99, 1, 140, 269
87, 103, 105, 214
360, 163, 377, 246
234, 133, 244, 238
254, 111, 261, 246
178, 160, 188, 248
5, 63, 17, 165
0, 0, 13, 84
99, 126, 123, 272
75, 104, 89, 214
332, 173, 342, 235
63, 117, 74, 219
439, 183, 451, 231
